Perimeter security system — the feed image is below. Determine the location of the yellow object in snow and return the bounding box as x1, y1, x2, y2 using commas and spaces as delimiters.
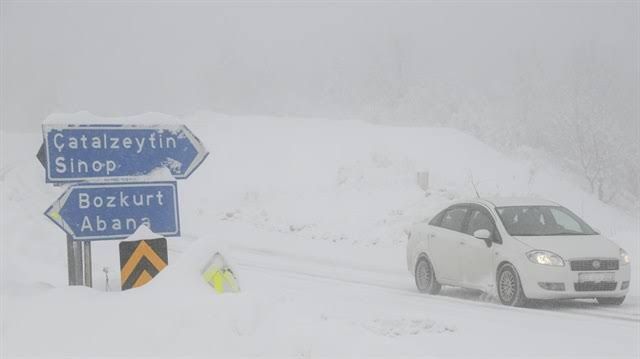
202, 253, 240, 293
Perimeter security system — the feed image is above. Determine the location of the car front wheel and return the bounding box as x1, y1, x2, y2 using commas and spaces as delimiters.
415, 256, 441, 295
596, 296, 625, 305
497, 264, 528, 307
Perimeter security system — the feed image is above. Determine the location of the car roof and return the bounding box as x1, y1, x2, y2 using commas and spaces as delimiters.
470, 197, 559, 208
445, 197, 559, 208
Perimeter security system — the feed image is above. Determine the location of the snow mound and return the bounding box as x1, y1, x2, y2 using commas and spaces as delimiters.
44, 111, 182, 125
360, 318, 456, 337
1, 113, 639, 357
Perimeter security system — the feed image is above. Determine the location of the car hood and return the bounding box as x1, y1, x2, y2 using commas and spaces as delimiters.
514, 234, 620, 260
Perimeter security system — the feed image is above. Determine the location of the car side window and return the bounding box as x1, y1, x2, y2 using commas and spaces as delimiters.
440, 207, 468, 232
429, 209, 446, 226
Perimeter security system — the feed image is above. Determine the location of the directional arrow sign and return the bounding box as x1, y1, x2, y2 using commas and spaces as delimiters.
41, 124, 208, 183
45, 182, 180, 240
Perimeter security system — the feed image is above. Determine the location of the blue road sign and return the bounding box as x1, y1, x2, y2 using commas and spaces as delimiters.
41, 124, 208, 183
45, 182, 180, 240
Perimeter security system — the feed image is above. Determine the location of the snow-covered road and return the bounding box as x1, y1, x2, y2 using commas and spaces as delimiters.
231, 245, 640, 324
4, 230, 638, 358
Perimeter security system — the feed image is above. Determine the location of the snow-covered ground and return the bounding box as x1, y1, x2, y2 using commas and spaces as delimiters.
1, 112, 639, 358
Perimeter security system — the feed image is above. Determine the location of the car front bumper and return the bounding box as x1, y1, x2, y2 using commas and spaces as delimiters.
518, 261, 631, 300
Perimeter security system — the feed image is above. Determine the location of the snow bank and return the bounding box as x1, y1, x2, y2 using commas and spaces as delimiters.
1, 112, 638, 358
44, 111, 182, 126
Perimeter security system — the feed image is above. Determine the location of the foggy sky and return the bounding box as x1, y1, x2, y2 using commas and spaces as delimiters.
1, 1, 638, 131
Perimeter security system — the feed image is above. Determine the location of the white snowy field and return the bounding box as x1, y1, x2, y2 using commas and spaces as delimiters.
1, 112, 639, 358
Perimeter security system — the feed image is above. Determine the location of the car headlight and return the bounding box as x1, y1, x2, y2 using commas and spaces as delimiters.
527, 250, 565, 266
620, 249, 630, 265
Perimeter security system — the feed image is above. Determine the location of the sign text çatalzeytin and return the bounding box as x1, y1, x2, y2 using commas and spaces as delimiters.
51, 131, 177, 175
41, 124, 208, 183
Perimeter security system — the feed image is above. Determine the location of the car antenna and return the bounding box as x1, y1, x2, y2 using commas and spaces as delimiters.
468, 171, 481, 198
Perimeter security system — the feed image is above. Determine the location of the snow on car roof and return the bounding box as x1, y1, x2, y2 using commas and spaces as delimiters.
480, 197, 559, 207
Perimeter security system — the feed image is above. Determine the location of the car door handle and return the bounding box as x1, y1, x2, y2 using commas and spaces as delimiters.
428, 233, 435, 239
459, 241, 466, 245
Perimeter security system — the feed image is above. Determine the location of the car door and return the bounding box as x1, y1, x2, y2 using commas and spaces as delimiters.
459, 205, 500, 290
428, 205, 469, 283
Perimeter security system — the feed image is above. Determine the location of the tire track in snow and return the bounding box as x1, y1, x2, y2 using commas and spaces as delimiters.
236, 260, 639, 324
229, 246, 639, 324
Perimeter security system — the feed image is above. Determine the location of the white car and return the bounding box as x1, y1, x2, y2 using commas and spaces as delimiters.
406, 198, 631, 306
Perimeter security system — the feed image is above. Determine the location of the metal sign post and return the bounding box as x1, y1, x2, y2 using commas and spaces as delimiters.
66, 235, 77, 285
83, 241, 92, 287
74, 239, 84, 285
67, 234, 84, 285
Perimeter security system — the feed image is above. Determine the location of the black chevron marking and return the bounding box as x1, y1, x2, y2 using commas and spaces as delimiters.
121, 256, 162, 290
119, 237, 167, 268
119, 238, 168, 291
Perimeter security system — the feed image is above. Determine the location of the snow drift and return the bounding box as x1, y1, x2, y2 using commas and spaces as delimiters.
1, 112, 638, 358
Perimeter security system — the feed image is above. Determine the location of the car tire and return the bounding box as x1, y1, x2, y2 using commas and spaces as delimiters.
415, 255, 441, 295
497, 263, 528, 307
596, 296, 625, 305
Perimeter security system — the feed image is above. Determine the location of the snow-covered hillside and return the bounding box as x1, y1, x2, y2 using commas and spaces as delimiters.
1, 113, 638, 358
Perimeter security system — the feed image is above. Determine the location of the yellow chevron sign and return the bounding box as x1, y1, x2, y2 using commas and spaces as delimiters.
119, 238, 168, 290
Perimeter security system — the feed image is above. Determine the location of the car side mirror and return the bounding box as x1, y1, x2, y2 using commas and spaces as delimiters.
473, 229, 491, 240
473, 229, 493, 248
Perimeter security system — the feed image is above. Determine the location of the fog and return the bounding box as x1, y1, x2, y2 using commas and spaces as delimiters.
2, 4, 640, 357
1, 1, 639, 205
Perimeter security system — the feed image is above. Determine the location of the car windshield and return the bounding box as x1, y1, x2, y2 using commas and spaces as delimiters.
496, 205, 597, 236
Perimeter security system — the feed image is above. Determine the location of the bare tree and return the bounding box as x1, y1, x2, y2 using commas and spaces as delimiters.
557, 45, 626, 203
